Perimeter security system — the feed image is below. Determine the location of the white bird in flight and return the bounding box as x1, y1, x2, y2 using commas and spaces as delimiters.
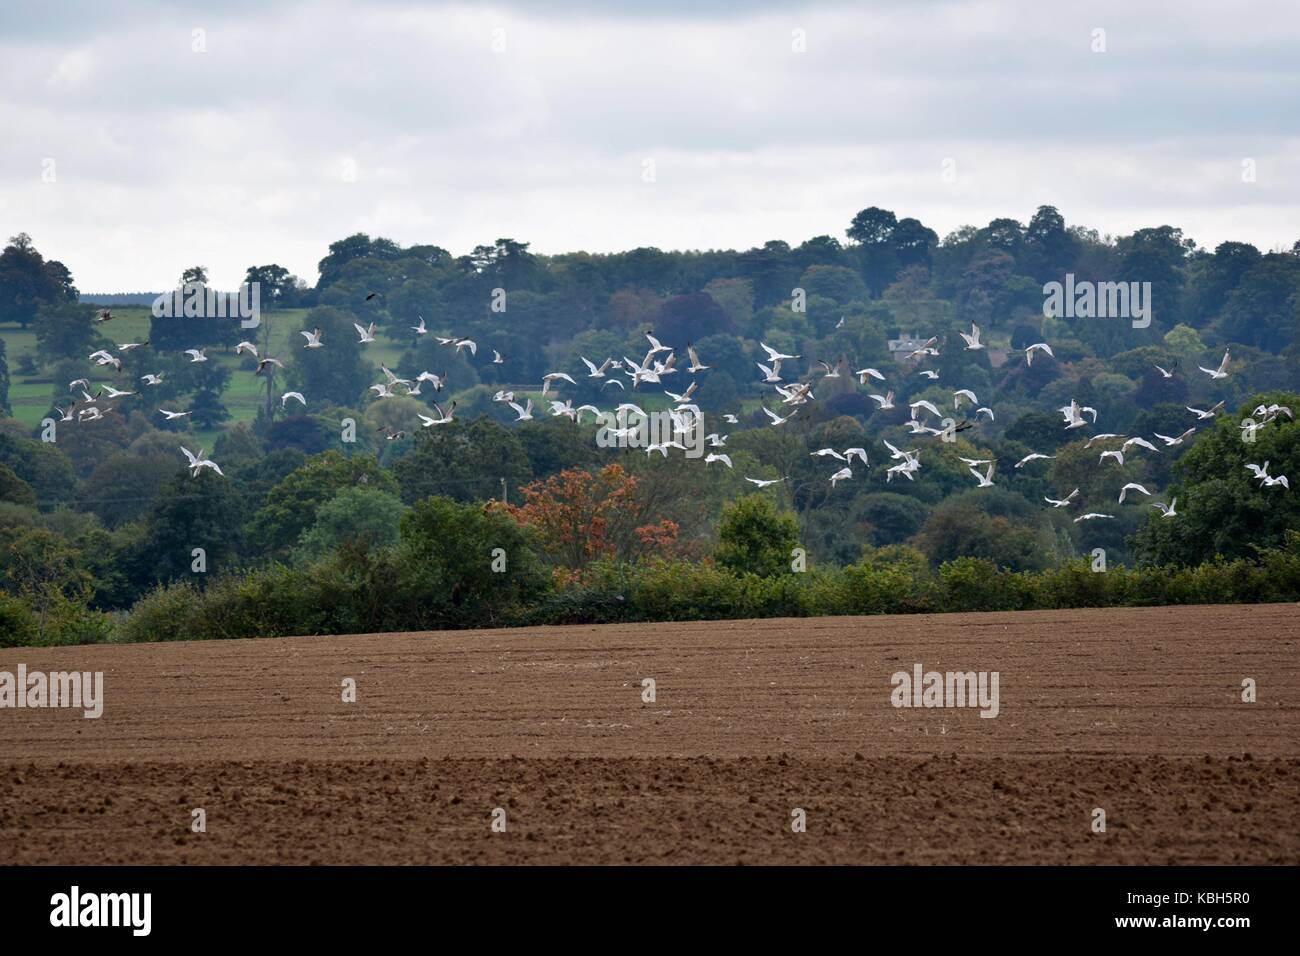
420, 401, 456, 426
685, 343, 709, 373
541, 371, 577, 396
969, 461, 996, 487
1025, 342, 1054, 367
1044, 489, 1079, 508
762, 406, 798, 426
1015, 453, 1055, 468
1153, 427, 1197, 447
959, 322, 983, 350
1198, 348, 1230, 380
645, 331, 672, 355
181, 446, 222, 477
581, 356, 613, 378
1118, 482, 1151, 504
760, 341, 799, 363
1121, 436, 1159, 454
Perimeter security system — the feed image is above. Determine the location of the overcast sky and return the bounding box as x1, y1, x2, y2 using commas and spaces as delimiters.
2, 0, 1298, 291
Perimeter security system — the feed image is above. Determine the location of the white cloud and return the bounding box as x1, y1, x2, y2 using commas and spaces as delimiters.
0, 0, 1297, 290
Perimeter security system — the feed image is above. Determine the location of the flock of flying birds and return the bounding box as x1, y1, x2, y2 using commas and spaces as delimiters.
58, 309, 1292, 518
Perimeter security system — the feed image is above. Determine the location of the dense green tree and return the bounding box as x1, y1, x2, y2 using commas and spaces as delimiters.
391, 416, 532, 504
0, 525, 93, 632
189, 388, 231, 430
244, 263, 307, 309
1132, 393, 1299, 565
0, 337, 9, 416
858, 492, 928, 546
393, 495, 550, 626
800, 264, 868, 305
1214, 256, 1300, 351
134, 469, 244, 585
1023, 205, 1079, 284
0, 431, 77, 506
34, 302, 102, 364
715, 494, 799, 576
82, 451, 177, 528
911, 494, 1057, 571
0, 234, 77, 328
0, 462, 36, 506
294, 485, 406, 563
1186, 241, 1261, 324
653, 292, 733, 345
286, 306, 374, 407
1004, 411, 1069, 452
248, 450, 396, 558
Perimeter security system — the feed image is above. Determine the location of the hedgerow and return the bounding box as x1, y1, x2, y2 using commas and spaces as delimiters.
5, 531, 1298, 647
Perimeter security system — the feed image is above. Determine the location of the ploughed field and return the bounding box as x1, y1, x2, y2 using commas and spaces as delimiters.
2, 604, 1297, 864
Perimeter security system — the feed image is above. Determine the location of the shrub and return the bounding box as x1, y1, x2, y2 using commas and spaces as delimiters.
394, 496, 550, 628
715, 495, 800, 577
0, 590, 114, 647
0, 591, 38, 647
115, 583, 206, 643
938, 558, 1017, 612
66, 528, 1300, 647
842, 552, 934, 614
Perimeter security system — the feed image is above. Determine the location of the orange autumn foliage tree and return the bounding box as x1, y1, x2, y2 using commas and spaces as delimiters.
504, 464, 680, 568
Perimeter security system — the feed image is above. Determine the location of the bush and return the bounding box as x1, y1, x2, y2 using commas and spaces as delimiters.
394, 496, 550, 628
116, 583, 206, 643
938, 558, 1017, 612
715, 495, 799, 577
68, 528, 1300, 647
0, 590, 114, 647
0, 592, 38, 647
842, 556, 934, 614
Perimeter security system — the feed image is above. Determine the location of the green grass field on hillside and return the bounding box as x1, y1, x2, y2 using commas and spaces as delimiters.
2, 307, 406, 433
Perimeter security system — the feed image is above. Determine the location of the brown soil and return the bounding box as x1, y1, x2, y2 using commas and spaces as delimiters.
2, 604, 1297, 864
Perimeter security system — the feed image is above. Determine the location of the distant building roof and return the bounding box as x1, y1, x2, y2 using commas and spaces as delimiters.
887, 332, 927, 361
